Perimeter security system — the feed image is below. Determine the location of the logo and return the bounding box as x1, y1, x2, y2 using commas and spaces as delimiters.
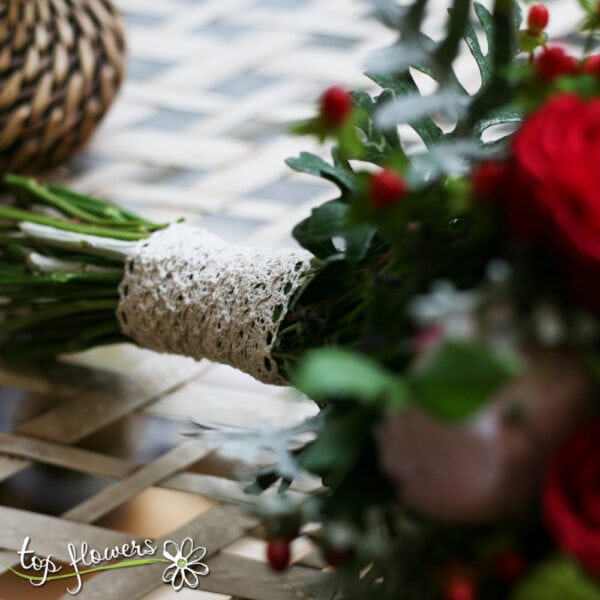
161, 538, 209, 591
2, 536, 210, 595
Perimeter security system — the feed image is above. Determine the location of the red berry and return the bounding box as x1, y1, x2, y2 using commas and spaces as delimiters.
471, 160, 507, 200
266, 538, 291, 572
444, 576, 477, 600
535, 47, 578, 82
583, 54, 600, 76
527, 4, 549, 32
324, 545, 353, 567
494, 550, 527, 583
369, 169, 407, 209
320, 86, 353, 128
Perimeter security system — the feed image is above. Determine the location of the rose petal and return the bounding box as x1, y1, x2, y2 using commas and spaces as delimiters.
544, 420, 600, 576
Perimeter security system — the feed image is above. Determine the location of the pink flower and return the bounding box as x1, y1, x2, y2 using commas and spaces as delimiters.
376, 349, 596, 521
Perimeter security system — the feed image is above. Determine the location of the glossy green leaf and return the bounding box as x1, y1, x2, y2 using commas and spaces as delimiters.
292, 200, 376, 262
286, 152, 355, 191
299, 408, 371, 478
411, 340, 521, 421
294, 348, 409, 407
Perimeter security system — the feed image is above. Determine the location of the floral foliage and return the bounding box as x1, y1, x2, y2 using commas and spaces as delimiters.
242, 0, 600, 598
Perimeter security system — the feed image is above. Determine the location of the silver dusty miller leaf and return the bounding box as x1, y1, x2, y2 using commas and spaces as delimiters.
184, 413, 325, 481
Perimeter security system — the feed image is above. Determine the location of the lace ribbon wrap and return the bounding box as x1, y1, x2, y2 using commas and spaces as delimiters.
117, 224, 314, 385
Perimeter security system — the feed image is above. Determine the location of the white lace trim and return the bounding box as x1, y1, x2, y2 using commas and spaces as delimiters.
117, 224, 314, 385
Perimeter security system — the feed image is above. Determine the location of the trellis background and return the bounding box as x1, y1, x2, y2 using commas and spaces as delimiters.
0, 0, 583, 598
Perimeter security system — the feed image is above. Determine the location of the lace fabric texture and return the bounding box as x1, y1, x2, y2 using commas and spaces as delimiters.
117, 224, 314, 385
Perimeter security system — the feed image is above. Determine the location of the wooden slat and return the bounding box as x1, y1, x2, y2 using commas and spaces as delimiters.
16, 354, 205, 443
0, 505, 133, 558
0, 432, 134, 479
62, 440, 212, 523
0, 432, 286, 506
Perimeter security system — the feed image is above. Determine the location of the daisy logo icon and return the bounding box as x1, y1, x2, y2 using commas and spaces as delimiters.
161, 537, 209, 591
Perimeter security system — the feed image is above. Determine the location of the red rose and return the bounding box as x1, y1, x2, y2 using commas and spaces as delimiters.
506, 93, 600, 308
543, 421, 600, 576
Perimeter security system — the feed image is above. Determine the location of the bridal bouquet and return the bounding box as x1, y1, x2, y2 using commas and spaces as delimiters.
2, 0, 600, 597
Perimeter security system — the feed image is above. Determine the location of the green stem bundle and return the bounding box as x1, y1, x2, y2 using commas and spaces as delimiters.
0, 174, 164, 361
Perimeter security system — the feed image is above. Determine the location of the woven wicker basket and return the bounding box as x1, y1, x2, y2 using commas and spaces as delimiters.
0, 0, 126, 173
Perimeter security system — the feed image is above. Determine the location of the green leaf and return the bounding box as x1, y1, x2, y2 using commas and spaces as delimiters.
513, 557, 600, 600
299, 407, 372, 479
404, 0, 429, 37
467, 0, 519, 130
367, 70, 444, 147
463, 17, 490, 85
352, 90, 404, 160
292, 200, 376, 262
411, 340, 521, 421
434, 0, 471, 77
579, 0, 597, 13
366, 69, 414, 97
294, 348, 409, 407
285, 152, 355, 192
412, 33, 469, 95
518, 29, 547, 53
288, 117, 321, 137
473, 105, 522, 137
474, 2, 495, 56
376, 89, 466, 131
337, 117, 364, 158
473, 0, 522, 66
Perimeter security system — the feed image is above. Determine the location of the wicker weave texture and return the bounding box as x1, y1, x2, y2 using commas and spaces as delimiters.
0, 0, 125, 173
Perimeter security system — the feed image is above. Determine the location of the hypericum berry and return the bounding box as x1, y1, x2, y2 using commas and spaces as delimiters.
493, 550, 528, 583
527, 4, 549, 32
471, 160, 507, 200
369, 169, 407, 209
320, 86, 353, 128
583, 54, 600, 76
444, 575, 477, 600
535, 46, 578, 82
266, 538, 291, 572
324, 545, 353, 567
